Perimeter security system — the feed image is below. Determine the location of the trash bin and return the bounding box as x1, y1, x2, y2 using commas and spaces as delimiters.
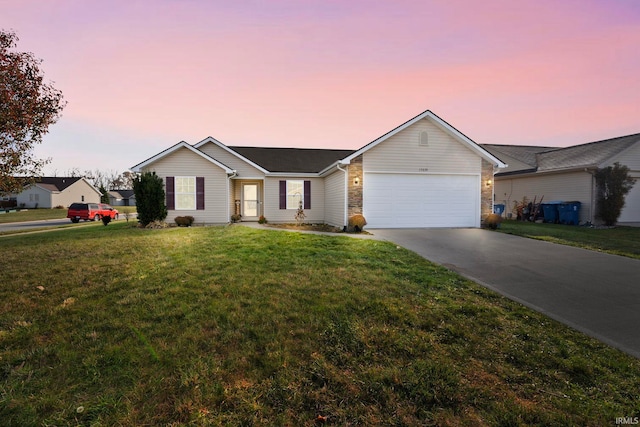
558, 201, 581, 225
494, 204, 505, 216
540, 201, 562, 223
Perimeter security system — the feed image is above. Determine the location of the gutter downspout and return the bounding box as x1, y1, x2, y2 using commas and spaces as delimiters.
227, 171, 237, 222
336, 162, 348, 229
586, 168, 596, 224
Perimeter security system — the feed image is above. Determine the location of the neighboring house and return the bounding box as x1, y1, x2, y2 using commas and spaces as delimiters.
482, 133, 640, 225
131, 110, 507, 228
108, 190, 136, 206
14, 177, 101, 208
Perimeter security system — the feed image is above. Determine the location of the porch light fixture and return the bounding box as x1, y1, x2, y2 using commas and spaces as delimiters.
486, 179, 492, 187
353, 176, 360, 186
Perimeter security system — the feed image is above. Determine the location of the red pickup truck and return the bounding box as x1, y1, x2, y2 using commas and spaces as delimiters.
67, 203, 119, 223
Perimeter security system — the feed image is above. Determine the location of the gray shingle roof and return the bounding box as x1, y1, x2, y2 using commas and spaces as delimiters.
481, 145, 556, 174
483, 133, 640, 176
35, 177, 82, 192
536, 133, 640, 172
228, 147, 355, 173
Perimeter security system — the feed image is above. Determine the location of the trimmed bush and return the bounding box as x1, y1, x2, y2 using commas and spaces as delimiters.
258, 215, 267, 224
595, 162, 635, 226
101, 215, 112, 226
175, 216, 195, 227
133, 171, 167, 227
483, 213, 503, 230
347, 214, 367, 232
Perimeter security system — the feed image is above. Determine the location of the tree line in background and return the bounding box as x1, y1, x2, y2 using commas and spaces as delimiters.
52, 168, 137, 191
49, 168, 138, 203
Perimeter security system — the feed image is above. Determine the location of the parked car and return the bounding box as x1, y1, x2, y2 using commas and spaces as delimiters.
67, 203, 119, 223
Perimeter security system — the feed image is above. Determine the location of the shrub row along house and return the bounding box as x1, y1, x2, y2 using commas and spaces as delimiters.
482, 133, 640, 225
131, 110, 507, 228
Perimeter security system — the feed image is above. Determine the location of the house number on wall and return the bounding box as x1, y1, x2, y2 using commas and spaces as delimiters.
418, 168, 429, 172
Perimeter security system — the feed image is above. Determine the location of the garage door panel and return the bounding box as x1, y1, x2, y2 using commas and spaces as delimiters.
619, 176, 640, 222
364, 174, 479, 228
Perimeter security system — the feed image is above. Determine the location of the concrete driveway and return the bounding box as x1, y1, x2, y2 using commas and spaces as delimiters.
371, 228, 640, 358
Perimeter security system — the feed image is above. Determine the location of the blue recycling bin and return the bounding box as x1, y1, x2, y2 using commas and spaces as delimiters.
494, 204, 505, 216
558, 202, 581, 225
540, 201, 562, 223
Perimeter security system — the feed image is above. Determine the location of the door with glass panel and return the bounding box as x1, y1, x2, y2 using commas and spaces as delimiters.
242, 183, 259, 219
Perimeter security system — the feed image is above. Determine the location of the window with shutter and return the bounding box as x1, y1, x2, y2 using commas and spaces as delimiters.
166, 177, 175, 210
279, 180, 311, 209
196, 177, 205, 210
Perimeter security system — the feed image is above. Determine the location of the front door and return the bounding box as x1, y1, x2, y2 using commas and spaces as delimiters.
242, 183, 259, 219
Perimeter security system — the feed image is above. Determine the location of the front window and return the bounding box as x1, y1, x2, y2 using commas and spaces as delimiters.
287, 180, 303, 209
176, 177, 196, 210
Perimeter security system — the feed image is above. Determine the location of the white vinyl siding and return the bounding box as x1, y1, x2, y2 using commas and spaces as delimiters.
324, 170, 346, 227
198, 143, 265, 178
364, 118, 481, 174
17, 185, 49, 208
263, 177, 325, 223
56, 180, 101, 208
495, 171, 593, 224
145, 146, 229, 224
15, 179, 100, 209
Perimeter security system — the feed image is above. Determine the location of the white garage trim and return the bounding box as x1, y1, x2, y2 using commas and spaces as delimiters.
618, 173, 640, 223
364, 172, 480, 228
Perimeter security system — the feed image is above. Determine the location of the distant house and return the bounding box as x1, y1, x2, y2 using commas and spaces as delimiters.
108, 190, 136, 206
14, 177, 101, 208
482, 133, 640, 225
132, 110, 507, 228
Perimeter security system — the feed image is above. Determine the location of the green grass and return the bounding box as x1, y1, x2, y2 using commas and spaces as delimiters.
496, 220, 640, 259
1, 224, 639, 425
0, 207, 137, 225
0, 208, 68, 224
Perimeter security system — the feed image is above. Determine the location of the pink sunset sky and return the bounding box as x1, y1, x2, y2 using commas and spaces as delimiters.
2, 0, 639, 175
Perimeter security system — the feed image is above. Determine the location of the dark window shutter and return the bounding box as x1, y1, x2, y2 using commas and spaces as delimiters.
279, 180, 286, 209
304, 180, 311, 209
196, 177, 205, 210
166, 177, 175, 210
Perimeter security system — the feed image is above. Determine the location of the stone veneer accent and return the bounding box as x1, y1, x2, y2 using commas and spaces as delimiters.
347, 155, 363, 218
480, 159, 494, 221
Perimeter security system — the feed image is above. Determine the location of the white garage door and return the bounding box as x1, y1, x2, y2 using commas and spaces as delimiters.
618, 174, 640, 223
364, 173, 480, 228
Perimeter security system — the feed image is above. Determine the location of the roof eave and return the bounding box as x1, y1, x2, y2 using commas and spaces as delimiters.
195, 137, 271, 174
264, 172, 320, 178
495, 164, 599, 178
131, 141, 234, 174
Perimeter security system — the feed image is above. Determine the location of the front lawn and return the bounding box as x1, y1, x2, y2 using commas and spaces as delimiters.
1, 224, 639, 425
0, 208, 68, 224
0, 207, 137, 225
496, 220, 640, 259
